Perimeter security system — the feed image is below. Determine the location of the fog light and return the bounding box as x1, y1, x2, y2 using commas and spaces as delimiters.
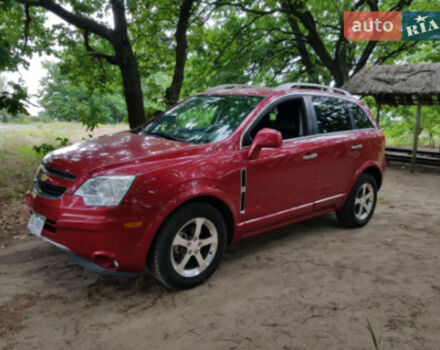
93, 253, 118, 270
123, 221, 143, 228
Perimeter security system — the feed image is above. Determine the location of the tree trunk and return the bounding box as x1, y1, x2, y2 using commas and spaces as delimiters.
115, 42, 146, 129
111, 0, 146, 129
410, 104, 422, 173
165, 0, 194, 106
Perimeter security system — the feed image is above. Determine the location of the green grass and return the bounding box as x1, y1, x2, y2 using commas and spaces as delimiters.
383, 129, 440, 150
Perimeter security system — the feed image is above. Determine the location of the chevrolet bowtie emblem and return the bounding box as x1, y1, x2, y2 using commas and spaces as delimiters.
38, 169, 49, 182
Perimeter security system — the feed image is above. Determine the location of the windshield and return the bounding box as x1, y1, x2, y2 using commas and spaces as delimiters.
141, 95, 263, 144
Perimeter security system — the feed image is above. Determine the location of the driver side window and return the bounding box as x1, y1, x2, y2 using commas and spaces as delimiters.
244, 98, 307, 146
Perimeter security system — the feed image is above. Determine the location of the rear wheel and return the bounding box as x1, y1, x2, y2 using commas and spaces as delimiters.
148, 202, 227, 289
337, 173, 377, 228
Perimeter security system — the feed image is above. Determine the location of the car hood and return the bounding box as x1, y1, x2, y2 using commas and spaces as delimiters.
43, 131, 194, 176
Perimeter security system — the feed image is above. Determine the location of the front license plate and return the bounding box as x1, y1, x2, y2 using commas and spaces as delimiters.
28, 212, 46, 237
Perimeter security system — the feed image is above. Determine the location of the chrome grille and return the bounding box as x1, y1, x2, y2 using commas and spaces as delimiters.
42, 163, 76, 180
34, 178, 66, 199
33, 163, 75, 199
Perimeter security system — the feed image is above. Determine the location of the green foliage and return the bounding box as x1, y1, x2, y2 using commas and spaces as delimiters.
369, 102, 440, 148
142, 72, 171, 116
39, 62, 127, 130
0, 82, 27, 115
1, 0, 438, 136
32, 136, 70, 156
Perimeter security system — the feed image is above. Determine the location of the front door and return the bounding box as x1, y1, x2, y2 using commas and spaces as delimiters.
238, 97, 319, 230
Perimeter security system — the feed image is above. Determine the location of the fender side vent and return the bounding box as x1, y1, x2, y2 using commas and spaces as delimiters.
240, 168, 246, 213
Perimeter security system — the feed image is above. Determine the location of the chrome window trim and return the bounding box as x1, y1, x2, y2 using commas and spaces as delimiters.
240, 128, 376, 150
239, 91, 375, 150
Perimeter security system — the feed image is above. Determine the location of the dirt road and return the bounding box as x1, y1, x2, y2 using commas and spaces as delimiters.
0, 125, 33, 131
0, 166, 439, 350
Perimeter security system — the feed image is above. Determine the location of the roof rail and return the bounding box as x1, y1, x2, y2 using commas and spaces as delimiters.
273, 82, 352, 96
208, 84, 260, 91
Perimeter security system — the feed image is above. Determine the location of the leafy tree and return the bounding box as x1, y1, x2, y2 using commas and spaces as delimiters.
39, 62, 127, 129
207, 0, 435, 86
380, 105, 440, 148
0, 0, 202, 128
0, 78, 27, 116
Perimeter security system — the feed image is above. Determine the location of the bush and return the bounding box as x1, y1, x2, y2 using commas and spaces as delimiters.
32, 137, 70, 156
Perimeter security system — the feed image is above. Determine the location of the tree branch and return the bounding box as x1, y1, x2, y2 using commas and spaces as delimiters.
83, 31, 118, 65
389, 0, 414, 11
373, 42, 419, 66
212, 14, 265, 67
22, 4, 31, 52
16, 0, 114, 42
282, 0, 340, 83
353, 41, 377, 74
111, 0, 128, 37
208, 1, 279, 15
165, 0, 194, 105
281, 3, 315, 78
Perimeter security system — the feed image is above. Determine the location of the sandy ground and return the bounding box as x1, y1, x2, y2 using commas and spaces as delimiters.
0, 165, 439, 350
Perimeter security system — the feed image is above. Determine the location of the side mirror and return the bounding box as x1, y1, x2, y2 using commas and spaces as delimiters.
247, 128, 282, 159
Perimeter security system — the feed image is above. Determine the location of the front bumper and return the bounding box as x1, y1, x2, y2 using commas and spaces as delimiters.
25, 190, 149, 275
41, 235, 140, 278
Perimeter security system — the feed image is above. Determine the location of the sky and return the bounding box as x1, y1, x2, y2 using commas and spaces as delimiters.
3, 54, 53, 115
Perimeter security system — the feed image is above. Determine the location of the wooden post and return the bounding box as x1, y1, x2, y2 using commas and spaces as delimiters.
410, 103, 422, 173
376, 102, 381, 127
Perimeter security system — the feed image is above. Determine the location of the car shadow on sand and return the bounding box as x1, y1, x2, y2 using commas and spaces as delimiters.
32, 212, 341, 302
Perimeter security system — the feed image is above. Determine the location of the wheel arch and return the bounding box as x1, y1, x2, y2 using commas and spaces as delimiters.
362, 165, 383, 189
144, 193, 236, 264
182, 196, 235, 245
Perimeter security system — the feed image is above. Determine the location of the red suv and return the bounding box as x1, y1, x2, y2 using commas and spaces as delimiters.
25, 83, 385, 289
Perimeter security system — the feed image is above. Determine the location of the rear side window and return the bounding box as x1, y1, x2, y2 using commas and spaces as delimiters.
349, 103, 374, 129
311, 96, 352, 133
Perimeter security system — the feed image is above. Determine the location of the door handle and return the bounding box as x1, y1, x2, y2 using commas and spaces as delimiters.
303, 153, 318, 160
352, 144, 363, 150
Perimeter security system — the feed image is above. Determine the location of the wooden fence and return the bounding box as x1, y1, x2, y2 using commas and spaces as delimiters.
386, 146, 440, 167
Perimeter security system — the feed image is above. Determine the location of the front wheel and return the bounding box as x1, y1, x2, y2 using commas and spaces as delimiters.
337, 173, 377, 228
148, 202, 227, 289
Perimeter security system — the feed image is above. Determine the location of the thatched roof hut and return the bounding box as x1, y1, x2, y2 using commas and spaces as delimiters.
342, 63, 440, 105
343, 63, 440, 172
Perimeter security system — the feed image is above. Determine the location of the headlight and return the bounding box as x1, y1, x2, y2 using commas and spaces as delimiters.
75, 175, 136, 206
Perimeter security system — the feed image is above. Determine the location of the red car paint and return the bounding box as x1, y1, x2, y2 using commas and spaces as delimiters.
25, 87, 385, 273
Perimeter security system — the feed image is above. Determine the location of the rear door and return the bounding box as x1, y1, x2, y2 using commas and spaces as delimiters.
347, 102, 383, 175
305, 95, 359, 210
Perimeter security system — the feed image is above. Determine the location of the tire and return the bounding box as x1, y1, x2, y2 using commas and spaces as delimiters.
336, 173, 377, 228
147, 202, 227, 289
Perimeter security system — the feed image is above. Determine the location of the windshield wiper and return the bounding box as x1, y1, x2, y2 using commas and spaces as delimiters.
143, 131, 189, 143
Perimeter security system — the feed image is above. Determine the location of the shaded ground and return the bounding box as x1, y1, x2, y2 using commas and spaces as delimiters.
0, 166, 439, 349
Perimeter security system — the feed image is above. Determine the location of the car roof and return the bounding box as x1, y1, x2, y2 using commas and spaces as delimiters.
198, 86, 364, 106
198, 87, 274, 97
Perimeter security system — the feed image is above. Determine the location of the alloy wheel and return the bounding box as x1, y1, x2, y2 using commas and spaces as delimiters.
170, 217, 218, 278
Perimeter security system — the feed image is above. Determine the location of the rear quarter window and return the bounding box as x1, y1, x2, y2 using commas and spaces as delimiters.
349, 103, 374, 129
311, 96, 352, 133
